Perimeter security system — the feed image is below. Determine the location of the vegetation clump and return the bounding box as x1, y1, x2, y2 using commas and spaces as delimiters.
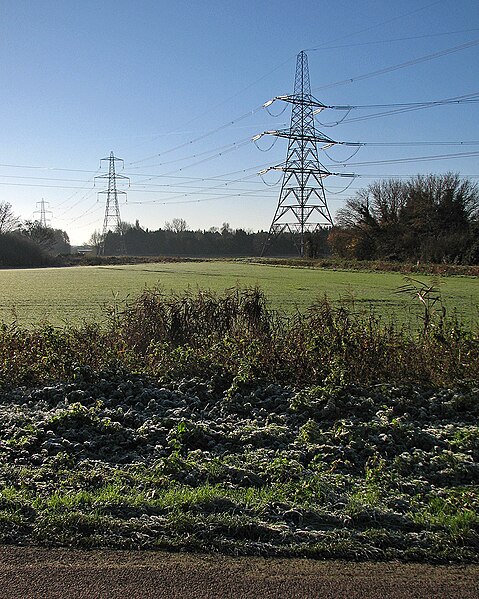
331, 173, 479, 264
0, 286, 477, 389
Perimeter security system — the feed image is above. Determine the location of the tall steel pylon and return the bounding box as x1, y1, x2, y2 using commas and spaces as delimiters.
34, 198, 52, 228
259, 51, 334, 257
94, 151, 129, 255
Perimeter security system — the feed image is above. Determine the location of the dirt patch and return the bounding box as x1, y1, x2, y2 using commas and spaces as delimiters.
1, 546, 478, 599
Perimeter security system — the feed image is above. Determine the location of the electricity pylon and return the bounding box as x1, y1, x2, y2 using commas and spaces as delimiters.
94, 151, 130, 255
257, 51, 335, 257
34, 199, 52, 228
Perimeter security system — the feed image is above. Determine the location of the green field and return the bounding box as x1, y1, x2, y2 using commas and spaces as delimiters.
1, 261, 478, 327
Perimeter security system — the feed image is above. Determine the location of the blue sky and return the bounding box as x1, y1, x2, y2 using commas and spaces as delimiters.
1, 0, 478, 245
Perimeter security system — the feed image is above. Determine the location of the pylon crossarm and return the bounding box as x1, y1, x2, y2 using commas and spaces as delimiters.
273, 166, 331, 178
114, 174, 130, 183
261, 129, 336, 145
100, 155, 124, 167
275, 94, 326, 109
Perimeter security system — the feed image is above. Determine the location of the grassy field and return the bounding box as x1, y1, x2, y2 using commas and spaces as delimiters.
1, 261, 478, 327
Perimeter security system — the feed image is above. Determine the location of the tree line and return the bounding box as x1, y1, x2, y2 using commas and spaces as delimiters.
97, 173, 478, 264
0, 202, 70, 267
97, 220, 330, 259
2, 172, 478, 266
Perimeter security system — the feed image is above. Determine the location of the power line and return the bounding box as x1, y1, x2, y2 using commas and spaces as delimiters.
324, 92, 479, 111
128, 185, 277, 195
128, 172, 261, 204
128, 136, 259, 173
305, 0, 446, 51
125, 125, 288, 172
127, 57, 296, 158
313, 38, 479, 92
127, 187, 277, 207
309, 28, 479, 51
52, 169, 101, 210
132, 138, 253, 184
0, 164, 274, 191
0, 181, 92, 190
122, 165, 282, 206
128, 106, 264, 166
0, 174, 97, 184
348, 140, 479, 147
0, 163, 97, 173
0, 87, 476, 184
0, 160, 274, 183
356, 173, 479, 179
1, 146, 477, 197
1, 144, 477, 195
331, 150, 479, 168
337, 94, 479, 124
55, 188, 97, 220
66, 200, 102, 224
263, 92, 479, 128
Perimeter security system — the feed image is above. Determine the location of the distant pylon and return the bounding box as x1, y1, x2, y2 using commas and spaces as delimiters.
258, 51, 334, 257
95, 151, 130, 255
34, 199, 52, 228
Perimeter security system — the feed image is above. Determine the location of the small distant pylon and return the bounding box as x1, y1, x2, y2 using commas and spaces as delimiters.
257, 51, 334, 257
95, 151, 130, 255
34, 199, 52, 228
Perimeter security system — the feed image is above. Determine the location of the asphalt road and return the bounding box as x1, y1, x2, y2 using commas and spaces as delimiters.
1, 546, 478, 598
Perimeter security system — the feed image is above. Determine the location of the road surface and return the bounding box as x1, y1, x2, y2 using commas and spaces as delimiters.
0, 546, 477, 598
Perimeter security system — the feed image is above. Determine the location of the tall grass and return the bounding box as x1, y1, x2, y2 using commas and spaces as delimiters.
0, 286, 477, 390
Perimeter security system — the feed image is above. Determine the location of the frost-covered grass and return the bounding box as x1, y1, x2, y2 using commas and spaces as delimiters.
0, 373, 478, 561
0, 260, 478, 326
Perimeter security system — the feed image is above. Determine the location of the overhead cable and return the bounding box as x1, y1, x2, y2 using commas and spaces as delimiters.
332, 150, 479, 167
305, 0, 445, 51
326, 91, 479, 111
131, 138, 253, 184
313, 38, 479, 91
309, 28, 479, 51
128, 106, 264, 166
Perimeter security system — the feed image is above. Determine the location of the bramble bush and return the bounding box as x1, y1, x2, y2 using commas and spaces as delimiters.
0, 286, 477, 391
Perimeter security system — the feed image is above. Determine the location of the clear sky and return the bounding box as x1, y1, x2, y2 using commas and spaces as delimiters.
1, 0, 478, 245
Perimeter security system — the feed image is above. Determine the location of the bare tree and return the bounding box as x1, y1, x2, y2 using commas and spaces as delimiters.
21, 220, 56, 249
0, 202, 19, 234
165, 218, 188, 233
89, 229, 104, 254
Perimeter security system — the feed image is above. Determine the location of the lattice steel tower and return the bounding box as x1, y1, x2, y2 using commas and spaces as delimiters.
34, 199, 52, 228
95, 151, 129, 255
260, 51, 334, 256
